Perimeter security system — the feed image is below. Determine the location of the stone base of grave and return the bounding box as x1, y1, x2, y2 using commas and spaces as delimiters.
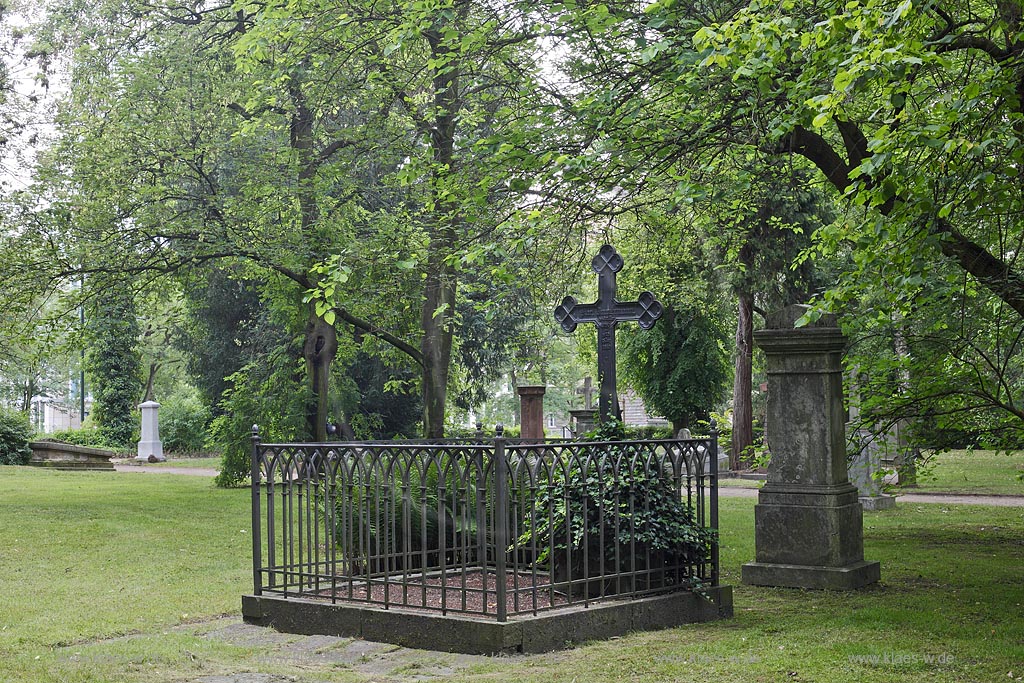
742, 483, 880, 590
28, 441, 116, 471
242, 586, 733, 655
741, 560, 880, 590
859, 494, 896, 511
135, 448, 166, 463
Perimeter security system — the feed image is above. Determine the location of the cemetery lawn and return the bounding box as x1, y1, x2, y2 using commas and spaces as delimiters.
717, 449, 1024, 496
148, 456, 222, 470
1, 466, 1022, 683
915, 449, 1024, 496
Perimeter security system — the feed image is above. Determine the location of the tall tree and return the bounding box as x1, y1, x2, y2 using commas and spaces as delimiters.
84, 283, 141, 446
621, 303, 730, 434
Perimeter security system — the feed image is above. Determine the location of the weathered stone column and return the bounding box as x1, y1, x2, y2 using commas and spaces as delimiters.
517, 385, 546, 441
741, 305, 880, 590
848, 431, 898, 510
136, 400, 166, 462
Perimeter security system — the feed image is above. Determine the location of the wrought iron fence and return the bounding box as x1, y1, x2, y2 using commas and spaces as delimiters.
249, 427, 719, 622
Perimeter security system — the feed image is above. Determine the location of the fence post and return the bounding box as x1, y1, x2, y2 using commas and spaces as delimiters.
251, 424, 263, 595
494, 424, 508, 622
709, 419, 719, 588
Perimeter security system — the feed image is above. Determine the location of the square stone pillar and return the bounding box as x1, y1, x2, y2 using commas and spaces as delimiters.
741, 305, 880, 590
517, 385, 546, 441
569, 408, 598, 436
136, 400, 166, 462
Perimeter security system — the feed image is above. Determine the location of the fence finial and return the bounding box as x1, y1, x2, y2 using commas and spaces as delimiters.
709, 418, 718, 434
495, 423, 504, 437
251, 424, 260, 437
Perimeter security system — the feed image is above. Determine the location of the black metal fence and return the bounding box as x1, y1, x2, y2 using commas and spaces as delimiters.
249, 427, 719, 622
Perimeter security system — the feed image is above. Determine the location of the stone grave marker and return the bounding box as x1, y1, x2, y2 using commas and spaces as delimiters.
741, 305, 880, 590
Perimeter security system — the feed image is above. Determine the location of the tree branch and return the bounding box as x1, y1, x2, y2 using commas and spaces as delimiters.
776, 125, 852, 189
331, 306, 424, 366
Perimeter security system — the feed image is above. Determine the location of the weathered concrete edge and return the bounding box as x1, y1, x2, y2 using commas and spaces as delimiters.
741, 560, 880, 590
27, 441, 117, 470
241, 586, 733, 655
29, 441, 118, 457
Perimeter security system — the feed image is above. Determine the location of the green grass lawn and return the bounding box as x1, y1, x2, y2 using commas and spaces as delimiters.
719, 450, 1024, 496
914, 450, 1024, 496
0, 466, 1021, 682
146, 456, 222, 470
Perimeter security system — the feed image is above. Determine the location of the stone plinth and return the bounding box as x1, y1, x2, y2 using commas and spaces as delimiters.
569, 408, 597, 436
28, 441, 116, 471
741, 305, 880, 590
517, 385, 546, 441
243, 585, 732, 655
136, 400, 165, 462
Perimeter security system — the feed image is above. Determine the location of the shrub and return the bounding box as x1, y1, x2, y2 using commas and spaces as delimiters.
519, 419, 715, 596
212, 359, 310, 488
0, 408, 33, 465
44, 427, 122, 451
161, 397, 211, 454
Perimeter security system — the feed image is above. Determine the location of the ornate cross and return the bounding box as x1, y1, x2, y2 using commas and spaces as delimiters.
554, 245, 663, 424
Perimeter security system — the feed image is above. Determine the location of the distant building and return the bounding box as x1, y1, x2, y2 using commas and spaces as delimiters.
30, 397, 91, 433
619, 389, 669, 428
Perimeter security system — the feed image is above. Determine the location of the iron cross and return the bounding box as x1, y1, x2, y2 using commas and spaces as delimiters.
554, 245, 663, 424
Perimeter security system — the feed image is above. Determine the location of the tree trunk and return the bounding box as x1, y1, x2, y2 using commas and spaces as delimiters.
304, 314, 338, 442
420, 246, 456, 439
731, 255, 755, 470
290, 69, 339, 442
418, 18, 464, 439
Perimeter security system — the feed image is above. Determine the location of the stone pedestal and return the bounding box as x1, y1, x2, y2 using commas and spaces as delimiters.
741, 305, 880, 590
136, 400, 166, 462
517, 385, 546, 441
569, 408, 598, 437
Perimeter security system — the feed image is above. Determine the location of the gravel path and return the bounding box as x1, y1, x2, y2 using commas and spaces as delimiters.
114, 464, 220, 477
716, 485, 1024, 507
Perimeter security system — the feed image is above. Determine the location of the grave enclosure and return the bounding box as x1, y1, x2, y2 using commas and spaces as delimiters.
242, 427, 732, 654
241, 251, 880, 653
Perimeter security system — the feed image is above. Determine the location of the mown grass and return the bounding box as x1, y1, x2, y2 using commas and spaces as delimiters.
0, 466, 1021, 683
915, 450, 1024, 496
719, 450, 1024, 497
148, 456, 222, 470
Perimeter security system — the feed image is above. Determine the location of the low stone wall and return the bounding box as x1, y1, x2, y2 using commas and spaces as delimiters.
28, 441, 116, 471
243, 587, 733, 655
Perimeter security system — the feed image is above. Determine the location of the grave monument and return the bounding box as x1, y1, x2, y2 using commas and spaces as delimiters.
136, 400, 166, 462
741, 305, 880, 590
554, 244, 663, 423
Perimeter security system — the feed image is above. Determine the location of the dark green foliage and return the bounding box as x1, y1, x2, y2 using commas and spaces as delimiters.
212, 354, 312, 488
519, 421, 714, 594
85, 289, 141, 447
452, 276, 537, 412
620, 304, 731, 432
178, 267, 264, 415
44, 428, 123, 451
160, 396, 212, 454
622, 425, 676, 440
332, 457, 483, 569
0, 407, 32, 465
345, 353, 421, 439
